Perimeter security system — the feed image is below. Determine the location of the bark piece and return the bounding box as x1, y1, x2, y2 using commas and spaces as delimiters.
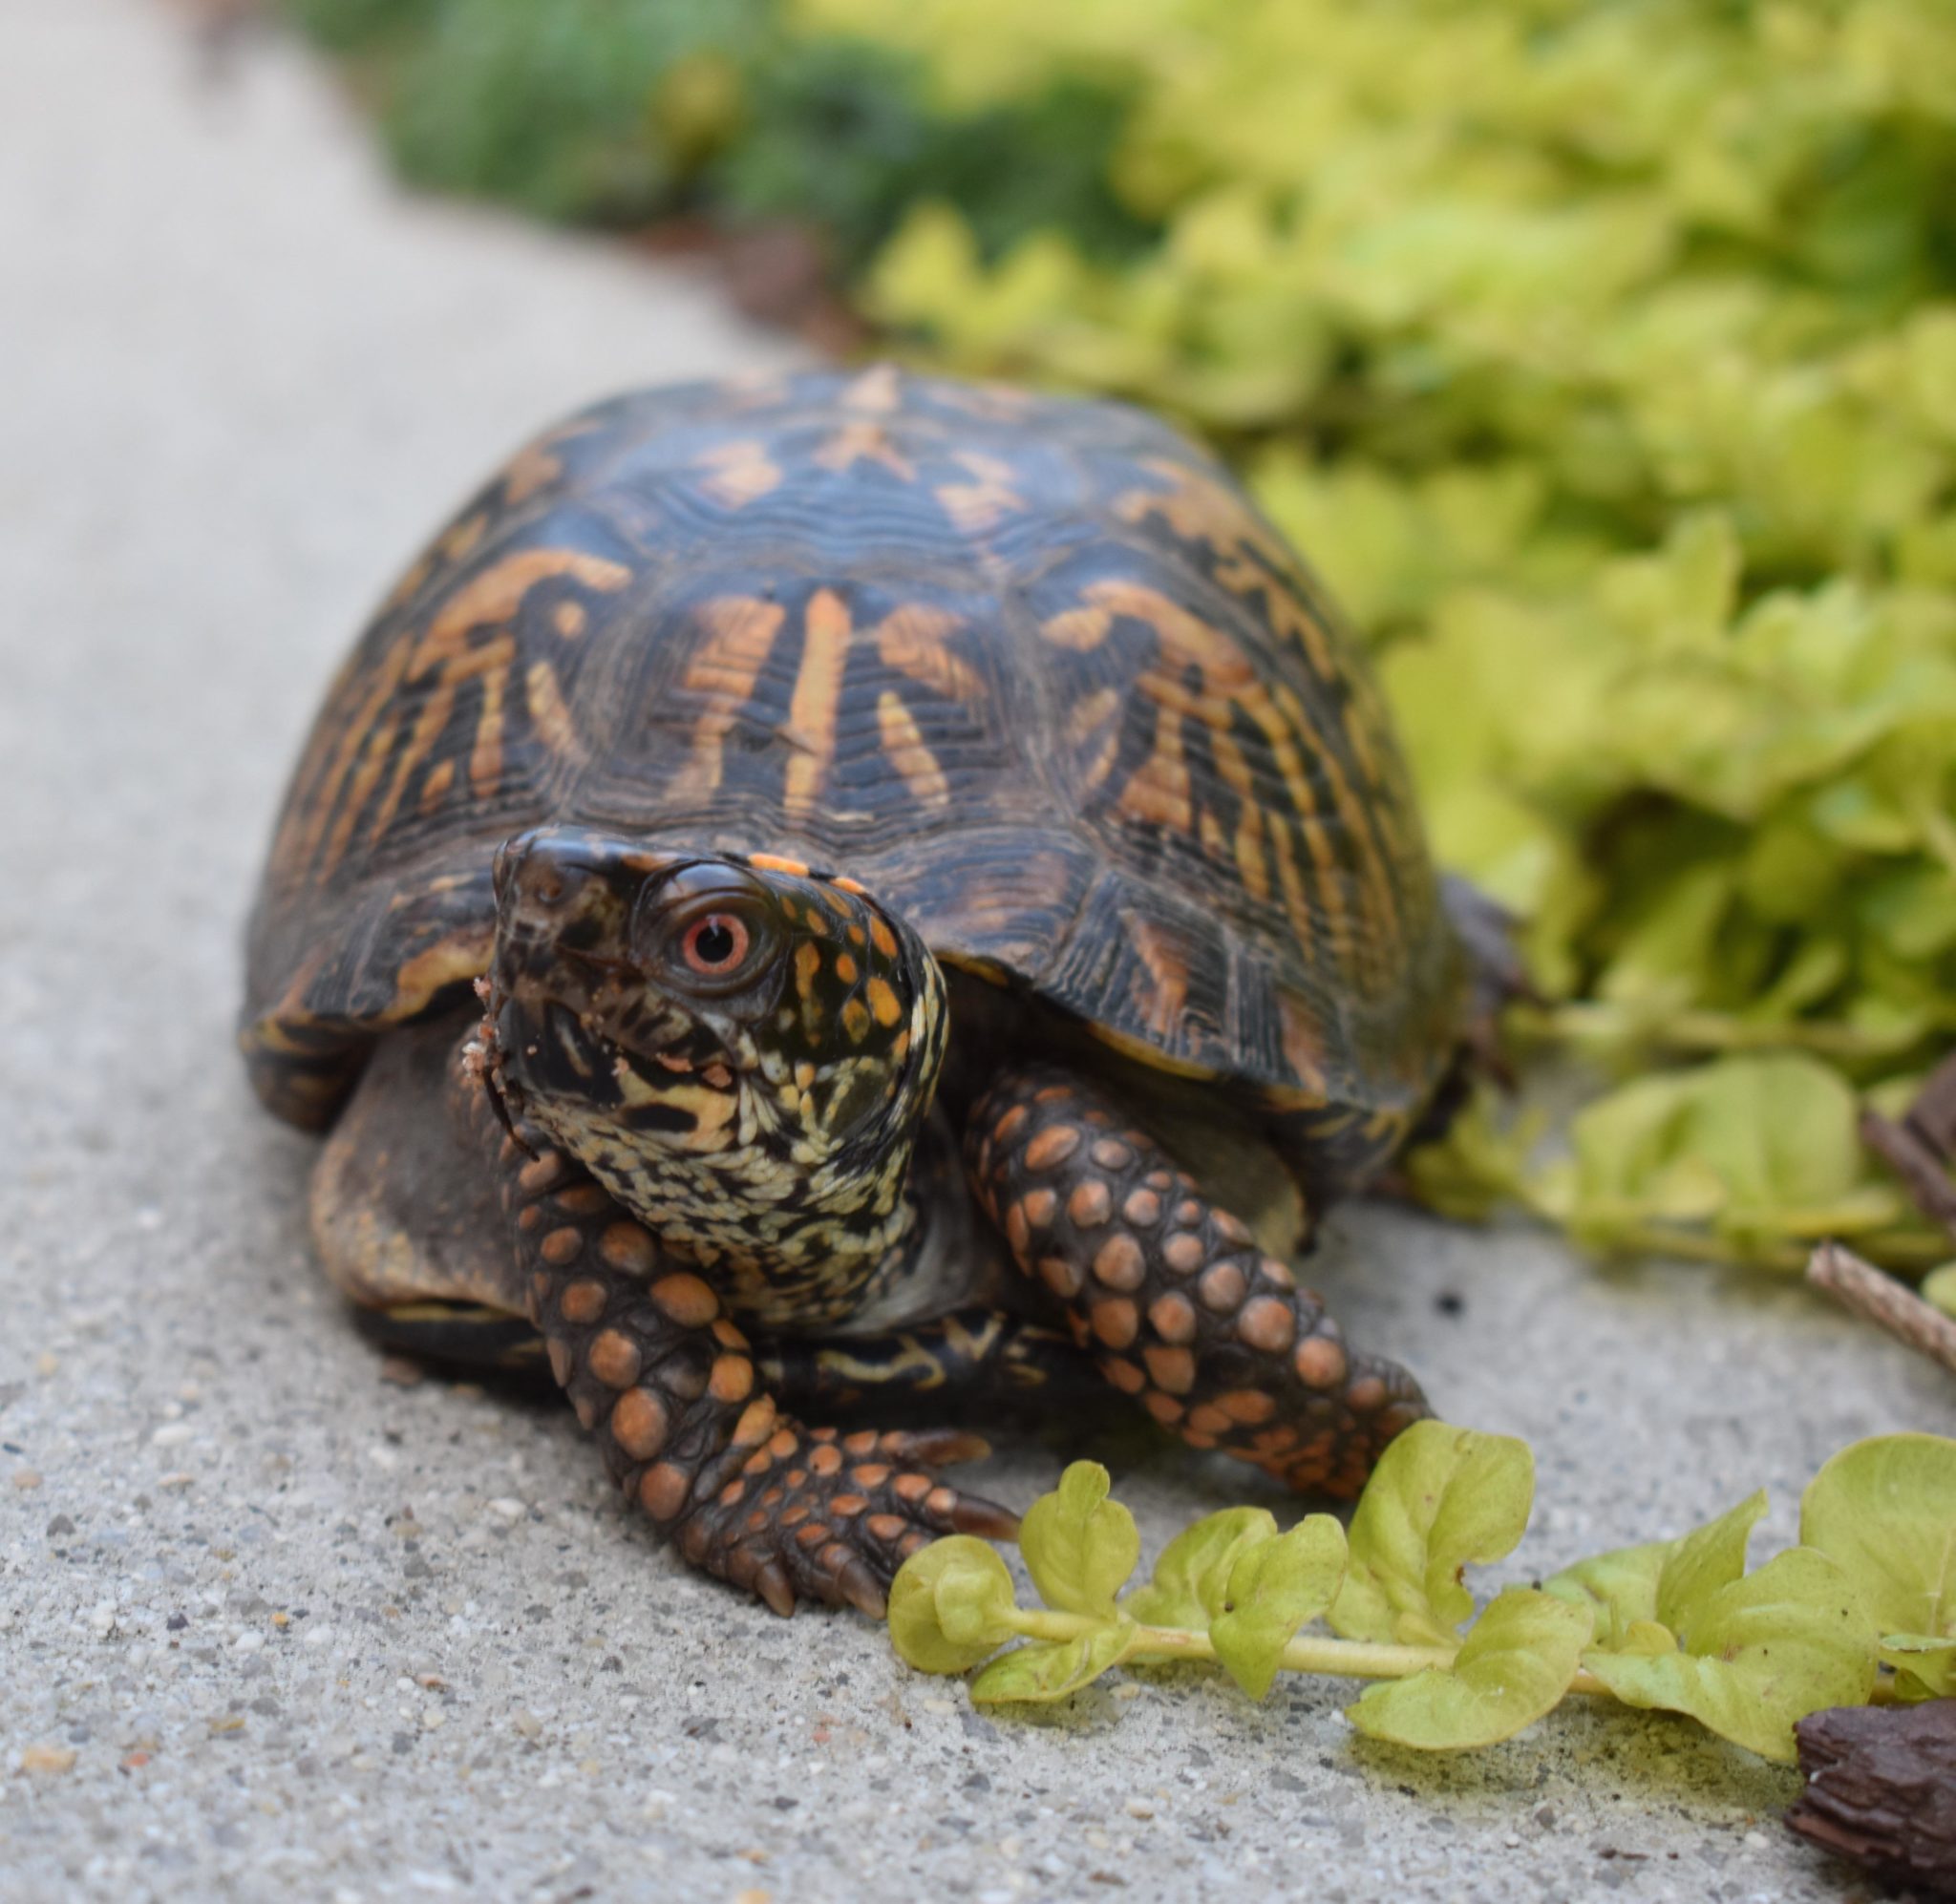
1787, 1700, 1956, 1896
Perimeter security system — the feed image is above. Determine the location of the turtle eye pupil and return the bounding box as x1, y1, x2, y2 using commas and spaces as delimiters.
682, 914, 748, 975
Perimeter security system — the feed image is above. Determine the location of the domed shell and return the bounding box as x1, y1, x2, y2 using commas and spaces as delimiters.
243, 366, 1464, 1174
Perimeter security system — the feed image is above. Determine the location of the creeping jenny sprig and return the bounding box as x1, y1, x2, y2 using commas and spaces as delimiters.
887, 1424, 1956, 1762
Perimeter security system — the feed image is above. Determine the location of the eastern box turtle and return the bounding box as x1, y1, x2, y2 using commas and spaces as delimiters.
243, 365, 1489, 1617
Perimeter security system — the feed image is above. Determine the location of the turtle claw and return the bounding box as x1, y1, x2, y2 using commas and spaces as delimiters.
877, 1427, 992, 1468
949, 1496, 1021, 1541
755, 1559, 796, 1618
835, 1555, 889, 1620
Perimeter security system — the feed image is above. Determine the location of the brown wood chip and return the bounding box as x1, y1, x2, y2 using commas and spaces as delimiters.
1787, 1701, 1956, 1895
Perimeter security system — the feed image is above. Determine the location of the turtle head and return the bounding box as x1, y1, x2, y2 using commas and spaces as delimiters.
481, 827, 946, 1278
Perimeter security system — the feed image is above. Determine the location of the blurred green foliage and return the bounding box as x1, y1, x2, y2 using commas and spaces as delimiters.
287, 0, 1956, 1270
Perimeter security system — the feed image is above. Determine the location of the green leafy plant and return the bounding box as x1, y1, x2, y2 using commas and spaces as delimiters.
888, 1425, 1955, 1762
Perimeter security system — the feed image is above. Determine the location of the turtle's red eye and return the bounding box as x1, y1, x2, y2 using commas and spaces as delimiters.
681, 913, 750, 976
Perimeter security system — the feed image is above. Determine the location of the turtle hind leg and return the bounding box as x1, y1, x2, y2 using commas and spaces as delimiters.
312, 1016, 538, 1370
965, 1066, 1430, 1499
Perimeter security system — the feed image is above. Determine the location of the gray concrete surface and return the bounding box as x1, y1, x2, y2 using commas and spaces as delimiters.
2, 5, 1949, 1899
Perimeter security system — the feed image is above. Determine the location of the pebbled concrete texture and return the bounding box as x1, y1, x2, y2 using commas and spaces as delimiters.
2, 5, 1950, 1900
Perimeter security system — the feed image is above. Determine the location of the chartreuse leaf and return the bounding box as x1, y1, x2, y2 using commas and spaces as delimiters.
1209, 1515, 1347, 1699
969, 1618, 1140, 1704
1329, 1424, 1534, 1648
1580, 1548, 1879, 1764
1654, 1491, 1769, 1629
1924, 1264, 1956, 1321
1019, 1461, 1140, 1618
1348, 1588, 1593, 1751
1121, 1506, 1278, 1631
1541, 1541, 1669, 1649
1799, 1432, 1956, 1697
887, 1536, 1020, 1675
1544, 1491, 1765, 1646
1878, 1634, 1956, 1701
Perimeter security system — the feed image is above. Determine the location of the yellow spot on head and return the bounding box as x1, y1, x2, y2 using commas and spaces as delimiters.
865, 977, 903, 1027
840, 998, 872, 1044
749, 853, 811, 878
834, 952, 859, 986
794, 941, 822, 999
867, 916, 899, 960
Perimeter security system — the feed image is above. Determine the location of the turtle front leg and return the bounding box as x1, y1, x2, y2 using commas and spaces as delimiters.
452, 1053, 1016, 1615
965, 1067, 1429, 1497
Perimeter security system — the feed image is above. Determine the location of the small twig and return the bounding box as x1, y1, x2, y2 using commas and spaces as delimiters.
1860, 1111, 1956, 1243
1807, 1241, 1956, 1378
1859, 1049, 1956, 1245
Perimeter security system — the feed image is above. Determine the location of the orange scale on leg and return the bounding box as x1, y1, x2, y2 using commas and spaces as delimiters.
1219, 1388, 1277, 1424
1020, 1188, 1058, 1229
1143, 1345, 1196, 1395
1091, 1299, 1139, 1349
1093, 1235, 1145, 1290
1162, 1233, 1205, 1275
1024, 1126, 1081, 1171
1148, 1293, 1198, 1343
1039, 1256, 1082, 1300
1238, 1297, 1296, 1353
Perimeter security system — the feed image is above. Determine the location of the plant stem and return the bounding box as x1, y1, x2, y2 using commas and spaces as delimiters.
1003, 1608, 1614, 1695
